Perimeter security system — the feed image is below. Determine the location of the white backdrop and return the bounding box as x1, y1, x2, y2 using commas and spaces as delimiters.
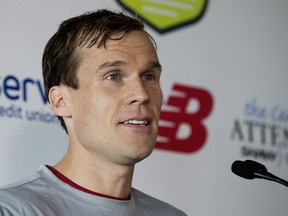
1, 1, 288, 215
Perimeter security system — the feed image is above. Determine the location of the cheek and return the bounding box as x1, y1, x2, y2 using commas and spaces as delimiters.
153, 87, 163, 112
159, 88, 163, 106
69, 90, 97, 126
70, 95, 106, 144
72, 90, 115, 125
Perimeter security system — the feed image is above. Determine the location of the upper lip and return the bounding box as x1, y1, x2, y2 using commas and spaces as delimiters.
119, 116, 152, 125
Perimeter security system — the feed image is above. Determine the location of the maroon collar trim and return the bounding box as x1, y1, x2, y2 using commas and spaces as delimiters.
46, 165, 131, 201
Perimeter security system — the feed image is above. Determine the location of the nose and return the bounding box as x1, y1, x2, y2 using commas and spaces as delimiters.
125, 79, 149, 105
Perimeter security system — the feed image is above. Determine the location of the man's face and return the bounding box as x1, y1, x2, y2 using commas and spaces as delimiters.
65, 30, 163, 166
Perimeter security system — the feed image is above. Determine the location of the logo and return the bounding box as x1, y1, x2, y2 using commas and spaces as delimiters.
0, 74, 58, 124
0, 74, 46, 103
116, 0, 208, 33
156, 83, 213, 153
230, 98, 288, 167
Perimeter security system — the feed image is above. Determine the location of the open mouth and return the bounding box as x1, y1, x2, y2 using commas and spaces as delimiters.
122, 120, 149, 126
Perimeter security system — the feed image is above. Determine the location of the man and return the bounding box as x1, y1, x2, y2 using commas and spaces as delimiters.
0, 9, 186, 215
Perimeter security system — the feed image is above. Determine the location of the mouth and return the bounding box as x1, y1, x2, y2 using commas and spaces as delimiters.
122, 119, 149, 126
119, 116, 152, 127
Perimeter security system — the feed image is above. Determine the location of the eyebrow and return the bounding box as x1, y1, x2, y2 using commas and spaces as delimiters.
98, 60, 162, 72
148, 61, 162, 72
98, 60, 126, 70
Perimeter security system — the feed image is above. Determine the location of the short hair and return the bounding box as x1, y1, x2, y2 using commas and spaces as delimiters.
42, 9, 150, 132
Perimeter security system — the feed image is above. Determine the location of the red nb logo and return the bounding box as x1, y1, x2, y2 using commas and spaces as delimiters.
156, 83, 213, 153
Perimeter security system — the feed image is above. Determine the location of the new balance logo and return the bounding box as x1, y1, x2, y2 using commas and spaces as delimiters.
156, 83, 213, 153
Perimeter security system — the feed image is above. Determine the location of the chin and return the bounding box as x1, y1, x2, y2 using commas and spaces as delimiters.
124, 146, 154, 165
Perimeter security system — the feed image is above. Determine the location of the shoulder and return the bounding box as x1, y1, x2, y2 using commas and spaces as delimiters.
0, 169, 51, 215
0, 174, 36, 204
132, 188, 187, 216
0, 173, 40, 197
0, 165, 53, 199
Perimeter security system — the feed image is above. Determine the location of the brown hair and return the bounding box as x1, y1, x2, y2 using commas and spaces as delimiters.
42, 9, 149, 132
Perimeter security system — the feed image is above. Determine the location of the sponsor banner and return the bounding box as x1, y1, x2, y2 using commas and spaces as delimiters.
231, 98, 288, 166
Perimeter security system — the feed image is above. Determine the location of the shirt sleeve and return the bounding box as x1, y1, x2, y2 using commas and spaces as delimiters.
0, 205, 15, 216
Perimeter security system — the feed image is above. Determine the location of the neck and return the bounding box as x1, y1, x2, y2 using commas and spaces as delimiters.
54, 145, 135, 199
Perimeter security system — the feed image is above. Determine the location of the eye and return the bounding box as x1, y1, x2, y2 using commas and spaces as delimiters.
142, 74, 154, 81
106, 74, 119, 81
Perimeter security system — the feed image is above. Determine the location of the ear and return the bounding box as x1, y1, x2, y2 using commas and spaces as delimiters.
48, 86, 71, 117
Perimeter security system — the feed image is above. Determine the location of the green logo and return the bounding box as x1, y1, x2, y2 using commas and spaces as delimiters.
116, 0, 208, 34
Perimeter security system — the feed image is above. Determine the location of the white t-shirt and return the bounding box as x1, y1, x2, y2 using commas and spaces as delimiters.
0, 165, 186, 216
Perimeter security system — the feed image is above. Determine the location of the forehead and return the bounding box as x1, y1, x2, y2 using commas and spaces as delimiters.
78, 30, 158, 65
